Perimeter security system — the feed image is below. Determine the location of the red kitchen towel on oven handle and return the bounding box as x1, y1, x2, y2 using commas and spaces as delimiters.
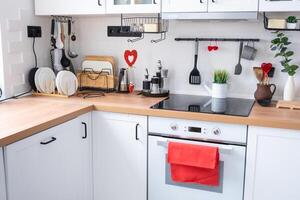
167, 142, 220, 186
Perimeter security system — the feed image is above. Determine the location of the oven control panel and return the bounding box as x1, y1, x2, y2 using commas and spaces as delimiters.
149, 117, 247, 144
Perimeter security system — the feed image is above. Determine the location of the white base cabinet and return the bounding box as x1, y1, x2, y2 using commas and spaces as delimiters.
5, 113, 92, 200
0, 148, 6, 200
245, 126, 300, 200
35, 0, 106, 15
92, 111, 147, 200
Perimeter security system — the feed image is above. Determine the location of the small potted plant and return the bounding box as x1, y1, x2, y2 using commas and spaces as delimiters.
286, 16, 298, 29
205, 70, 229, 99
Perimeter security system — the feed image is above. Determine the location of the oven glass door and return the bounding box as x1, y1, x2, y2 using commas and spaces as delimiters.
148, 136, 246, 200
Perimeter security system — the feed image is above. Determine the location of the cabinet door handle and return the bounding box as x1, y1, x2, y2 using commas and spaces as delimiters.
82, 122, 88, 139
153, 0, 157, 4
200, 0, 203, 3
212, 0, 215, 2
98, 0, 102, 6
40, 137, 56, 145
135, 123, 140, 141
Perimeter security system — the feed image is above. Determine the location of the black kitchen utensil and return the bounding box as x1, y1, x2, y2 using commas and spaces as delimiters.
28, 67, 39, 91
61, 49, 71, 69
189, 41, 201, 85
51, 19, 56, 48
234, 42, 243, 75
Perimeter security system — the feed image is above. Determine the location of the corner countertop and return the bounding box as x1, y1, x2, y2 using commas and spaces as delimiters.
0, 93, 300, 147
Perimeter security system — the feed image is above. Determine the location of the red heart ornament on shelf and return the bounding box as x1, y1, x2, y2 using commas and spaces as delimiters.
213, 46, 219, 51
208, 46, 214, 52
261, 63, 273, 76
124, 50, 138, 67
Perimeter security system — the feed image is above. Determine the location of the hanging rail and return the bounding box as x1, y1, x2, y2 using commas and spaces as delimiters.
175, 38, 260, 42
52, 15, 73, 23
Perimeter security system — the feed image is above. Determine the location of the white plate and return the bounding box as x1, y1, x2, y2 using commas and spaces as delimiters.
56, 71, 64, 95
35, 67, 56, 94
56, 71, 78, 96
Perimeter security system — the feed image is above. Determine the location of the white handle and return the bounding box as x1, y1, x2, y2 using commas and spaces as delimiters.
204, 83, 212, 95
56, 22, 64, 50
157, 140, 233, 154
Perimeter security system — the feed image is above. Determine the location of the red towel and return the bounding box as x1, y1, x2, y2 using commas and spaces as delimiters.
167, 142, 220, 186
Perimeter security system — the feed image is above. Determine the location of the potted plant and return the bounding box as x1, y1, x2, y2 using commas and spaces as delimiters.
270, 32, 299, 101
204, 70, 229, 99
286, 16, 298, 29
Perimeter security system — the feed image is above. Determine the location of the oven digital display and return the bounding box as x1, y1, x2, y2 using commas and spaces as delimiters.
188, 127, 202, 133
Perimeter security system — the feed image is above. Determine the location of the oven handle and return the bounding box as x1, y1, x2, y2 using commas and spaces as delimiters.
157, 140, 233, 154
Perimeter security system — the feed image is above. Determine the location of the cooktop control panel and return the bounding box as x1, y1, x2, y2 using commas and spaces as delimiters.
149, 116, 247, 145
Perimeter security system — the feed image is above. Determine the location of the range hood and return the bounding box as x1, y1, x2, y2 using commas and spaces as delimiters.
162, 12, 258, 20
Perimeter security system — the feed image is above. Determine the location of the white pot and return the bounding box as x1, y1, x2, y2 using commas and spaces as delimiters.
205, 83, 228, 99
287, 23, 297, 29
283, 75, 296, 101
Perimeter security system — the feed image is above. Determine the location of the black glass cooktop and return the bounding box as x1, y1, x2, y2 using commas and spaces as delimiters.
151, 94, 255, 117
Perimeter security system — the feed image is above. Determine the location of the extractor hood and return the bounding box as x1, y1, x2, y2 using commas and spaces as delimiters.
162, 12, 258, 20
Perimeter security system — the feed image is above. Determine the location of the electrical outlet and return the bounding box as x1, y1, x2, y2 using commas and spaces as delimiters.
107, 26, 142, 37
27, 26, 42, 38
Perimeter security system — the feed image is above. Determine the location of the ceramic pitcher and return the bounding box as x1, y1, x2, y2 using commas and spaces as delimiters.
254, 84, 276, 106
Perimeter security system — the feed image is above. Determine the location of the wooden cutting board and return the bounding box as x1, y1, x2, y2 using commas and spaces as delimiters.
276, 100, 300, 110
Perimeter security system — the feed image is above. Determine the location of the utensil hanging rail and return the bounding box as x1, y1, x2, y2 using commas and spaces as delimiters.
52, 15, 73, 23
175, 38, 260, 42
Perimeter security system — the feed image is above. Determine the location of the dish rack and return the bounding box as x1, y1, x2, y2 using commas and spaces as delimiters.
32, 90, 72, 98
120, 14, 169, 43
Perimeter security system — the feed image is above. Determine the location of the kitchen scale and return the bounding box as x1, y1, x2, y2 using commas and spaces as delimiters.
151, 94, 255, 117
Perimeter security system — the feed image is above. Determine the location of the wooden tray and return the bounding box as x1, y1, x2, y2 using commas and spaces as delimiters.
276, 100, 300, 110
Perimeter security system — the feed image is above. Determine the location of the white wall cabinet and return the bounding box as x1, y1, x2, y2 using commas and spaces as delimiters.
35, 0, 106, 15
106, 0, 161, 14
92, 111, 147, 200
245, 126, 300, 200
5, 113, 92, 200
0, 148, 6, 200
162, 0, 208, 13
259, 0, 300, 12
162, 0, 258, 13
208, 0, 258, 12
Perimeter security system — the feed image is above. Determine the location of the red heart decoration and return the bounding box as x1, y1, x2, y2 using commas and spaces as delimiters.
124, 50, 138, 67
261, 63, 273, 76
213, 46, 219, 51
208, 46, 214, 52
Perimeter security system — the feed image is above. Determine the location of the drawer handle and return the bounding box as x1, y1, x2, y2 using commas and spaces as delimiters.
212, 0, 215, 2
200, 0, 203, 3
135, 123, 140, 141
98, 0, 102, 6
40, 137, 56, 145
82, 122, 88, 139
153, 0, 157, 4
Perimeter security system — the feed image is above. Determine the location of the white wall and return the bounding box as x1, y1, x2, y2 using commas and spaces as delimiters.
0, 0, 50, 98
74, 14, 300, 99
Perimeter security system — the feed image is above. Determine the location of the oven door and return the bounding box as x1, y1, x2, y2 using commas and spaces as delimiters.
148, 135, 246, 200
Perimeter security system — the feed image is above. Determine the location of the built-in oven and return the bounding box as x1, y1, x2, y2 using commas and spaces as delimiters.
148, 117, 247, 200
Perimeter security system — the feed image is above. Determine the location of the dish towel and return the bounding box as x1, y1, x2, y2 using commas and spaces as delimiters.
167, 142, 220, 186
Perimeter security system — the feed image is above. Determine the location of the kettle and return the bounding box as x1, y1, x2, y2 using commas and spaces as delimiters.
117, 68, 129, 93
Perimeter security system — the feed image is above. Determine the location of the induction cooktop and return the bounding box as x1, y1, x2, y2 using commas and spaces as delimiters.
151, 94, 255, 117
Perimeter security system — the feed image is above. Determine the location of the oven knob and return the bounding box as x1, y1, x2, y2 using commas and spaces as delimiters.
212, 128, 221, 135
170, 123, 178, 131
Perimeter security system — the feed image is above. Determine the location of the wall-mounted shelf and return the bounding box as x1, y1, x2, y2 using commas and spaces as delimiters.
107, 14, 169, 43
263, 12, 300, 32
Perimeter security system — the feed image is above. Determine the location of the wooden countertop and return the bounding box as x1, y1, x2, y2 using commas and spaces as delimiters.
0, 93, 300, 147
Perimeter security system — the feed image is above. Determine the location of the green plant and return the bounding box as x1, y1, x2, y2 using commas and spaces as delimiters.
270, 32, 299, 76
287, 16, 297, 23
214, 70, 229, 84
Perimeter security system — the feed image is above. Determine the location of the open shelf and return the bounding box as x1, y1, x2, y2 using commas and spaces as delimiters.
263, 12, 300, 32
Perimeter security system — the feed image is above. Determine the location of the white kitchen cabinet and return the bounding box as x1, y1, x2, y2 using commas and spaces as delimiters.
0, 148, 6, 200
162, 0, 258, 13
208, 0, 258, 12
106, 0, 161, 14
35, 0, 105, 15
92, 111, 147, 200
259, 0, 300, 12
245, 126, 300, 200
162, 0, 208, 13
5, 113, 92, 200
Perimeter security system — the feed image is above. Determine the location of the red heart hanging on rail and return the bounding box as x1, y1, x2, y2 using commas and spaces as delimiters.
124, 50, 138, 67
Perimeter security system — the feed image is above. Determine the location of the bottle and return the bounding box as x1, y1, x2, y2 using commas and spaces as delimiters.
151, 77, 160, 94
143, 69, 151, 92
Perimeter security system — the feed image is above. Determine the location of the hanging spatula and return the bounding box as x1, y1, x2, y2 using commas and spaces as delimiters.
189, 40, 201, 85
